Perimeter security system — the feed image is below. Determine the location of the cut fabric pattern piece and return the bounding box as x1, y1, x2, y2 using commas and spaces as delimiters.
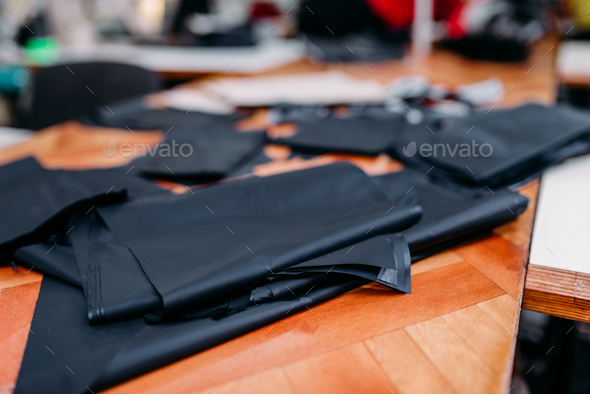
373, 169, 529, 260
130, 126, 265, 183
96, 163, 422, 319
391, 103, 590, 187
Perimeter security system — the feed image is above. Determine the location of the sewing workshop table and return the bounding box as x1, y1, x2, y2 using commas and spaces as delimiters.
0, 38, 572, 394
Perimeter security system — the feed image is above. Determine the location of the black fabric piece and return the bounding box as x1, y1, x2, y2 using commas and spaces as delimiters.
14, 164, 529, 394
27, 62, 161, 130
12, 236, 81, 286
391, 103, 590, 187
0, 157, 167, 263
88, 106, 245, 131
373, 168, 529, 259
273, 106, 406, 156
96, 163, 422, 319
68, 212, 163, 324
15, 274, 364, 394
130, 127, 266, 182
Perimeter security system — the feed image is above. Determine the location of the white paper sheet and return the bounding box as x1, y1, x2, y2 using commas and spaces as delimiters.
208, 70, 389, 106
557, 41, 590, 77
0, 127, 32, 150
530, 154, 590, 274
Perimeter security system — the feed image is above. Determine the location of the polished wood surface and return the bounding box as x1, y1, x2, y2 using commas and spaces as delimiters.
0, 39, 559, 393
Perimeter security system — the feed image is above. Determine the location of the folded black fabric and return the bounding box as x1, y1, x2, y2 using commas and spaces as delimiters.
13, 164, 529, 394
391, 103, 590, 187
272, 106, 405, 156
88, 105, 245, 131
374, 169, 529, 260
0, 158, 165, 260
89, 163, 421, 321
130, 127, 266, 182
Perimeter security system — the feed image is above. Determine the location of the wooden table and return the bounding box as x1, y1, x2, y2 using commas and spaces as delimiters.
1, 39, 560, 394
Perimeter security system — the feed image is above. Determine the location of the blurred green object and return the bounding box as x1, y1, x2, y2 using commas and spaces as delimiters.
23, 37, 59, 65
0, 65, 30, 93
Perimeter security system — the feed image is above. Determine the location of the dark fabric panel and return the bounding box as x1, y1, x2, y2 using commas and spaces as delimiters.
391, 104, 590, 187
96, 163, 421, 318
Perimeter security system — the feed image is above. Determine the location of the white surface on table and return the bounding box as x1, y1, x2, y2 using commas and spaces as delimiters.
208, 70, 389, 106
530, 153, 590, 274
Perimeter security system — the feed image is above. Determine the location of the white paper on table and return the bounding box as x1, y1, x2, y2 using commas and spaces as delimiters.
557, 41, 590, 77
530, 154, 590, 274
208, 70, 389, 106
54, 39, 305, 74
0, 127, 32, 150
159, 88, 235, 114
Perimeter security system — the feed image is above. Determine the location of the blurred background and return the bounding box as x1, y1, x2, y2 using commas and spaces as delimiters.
1, 1, 590, 393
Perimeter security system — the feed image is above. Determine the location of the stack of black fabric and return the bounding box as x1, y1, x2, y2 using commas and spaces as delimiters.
85, 101, 268, 183
2, 156, 528, 394
272, 103, 590, 189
